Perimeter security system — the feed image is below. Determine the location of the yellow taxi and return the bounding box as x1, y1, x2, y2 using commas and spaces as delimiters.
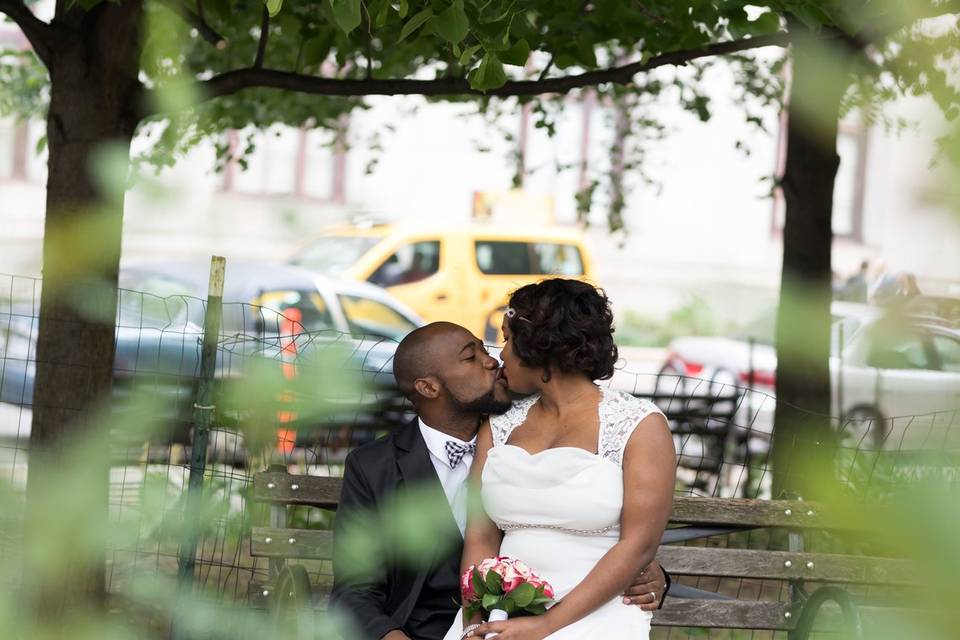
289, 222, 595, 342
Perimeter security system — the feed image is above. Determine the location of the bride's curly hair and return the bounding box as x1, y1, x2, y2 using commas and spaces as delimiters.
505, 278, 618, 382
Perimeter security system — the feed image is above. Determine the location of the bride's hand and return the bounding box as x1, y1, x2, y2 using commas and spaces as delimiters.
467, 616, 550, 639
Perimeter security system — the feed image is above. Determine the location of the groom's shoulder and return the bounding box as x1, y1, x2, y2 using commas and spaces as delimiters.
344, 420, 413, 467
347, 431, 398, 465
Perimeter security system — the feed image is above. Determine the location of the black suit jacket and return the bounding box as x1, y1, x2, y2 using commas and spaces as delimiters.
330, 419, 462, 639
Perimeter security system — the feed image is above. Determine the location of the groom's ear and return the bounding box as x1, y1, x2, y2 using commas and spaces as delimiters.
413, 376, 441, 399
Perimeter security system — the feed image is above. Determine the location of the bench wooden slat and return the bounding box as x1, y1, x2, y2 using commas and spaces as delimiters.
652, 599, 792, 629
652, 599, 914, 631
251, 527, 333, 560
248, 581, 332, 610
670, 496, 868, 530
253, 474, 877, 532
253, 473, 341, 508
658, 546, 918, 585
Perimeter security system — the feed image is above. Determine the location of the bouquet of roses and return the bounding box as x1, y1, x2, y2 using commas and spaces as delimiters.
461, 556, 556, 622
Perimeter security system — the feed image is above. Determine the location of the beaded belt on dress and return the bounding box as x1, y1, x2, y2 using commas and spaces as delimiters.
497, 521, 617, 536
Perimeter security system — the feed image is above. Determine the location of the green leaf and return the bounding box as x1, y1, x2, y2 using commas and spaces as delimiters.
499, 596, 516, 614
691, 95, 711, 122
499, 38, 529, 66
265, 0, 283, 18
302, 31, 335, 68
398, 0, 409, 18
329, 0, 362, 34
790, 5, 832, 31
575, 41, 597, 68
509, 582, 536, 607
460, 44, 481, 66
375, 1, 390, 27
472, 568, 486, 597
750, 11, 782, 36
399, 8, 433, 42
468, 52, 507, 91
433, 0, 469, 44
484, 568, 503, 594
481, 593, 499, 610
525, 603, 547, 615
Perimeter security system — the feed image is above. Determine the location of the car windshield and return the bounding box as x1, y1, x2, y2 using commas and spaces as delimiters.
337, 294, 417, 341
117, 274, 195, 329
730, 308, 864, 354
290, 236, 381, 275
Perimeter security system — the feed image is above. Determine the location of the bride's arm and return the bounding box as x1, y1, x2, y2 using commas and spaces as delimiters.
460, 419, 503, 625
472, 412, 675, 638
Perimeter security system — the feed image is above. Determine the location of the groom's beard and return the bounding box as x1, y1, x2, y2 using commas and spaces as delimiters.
450, 384, 512, 416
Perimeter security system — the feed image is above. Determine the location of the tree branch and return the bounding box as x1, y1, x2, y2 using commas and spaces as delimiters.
0, 0, 55, 65
194, 32, 793, 103
156, 0, 226, 49
253, 5, 269, 69
143, 4, 960, 116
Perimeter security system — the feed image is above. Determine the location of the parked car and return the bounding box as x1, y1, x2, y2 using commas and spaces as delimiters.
660, 302, 880, 394
0, 305, 206, 447
659, 303, 960, 449
288, 222, 595, 342
1, 262, 424, 455
119, 259, 424, 342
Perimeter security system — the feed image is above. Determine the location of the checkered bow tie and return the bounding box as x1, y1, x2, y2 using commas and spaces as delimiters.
444, 440, 476, 469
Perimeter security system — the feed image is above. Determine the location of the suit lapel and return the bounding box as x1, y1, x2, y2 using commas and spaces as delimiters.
395, 418, 463, 539
390, 419, 464, 624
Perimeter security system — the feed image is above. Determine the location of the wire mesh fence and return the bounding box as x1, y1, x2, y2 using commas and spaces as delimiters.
1, 271, 958, 638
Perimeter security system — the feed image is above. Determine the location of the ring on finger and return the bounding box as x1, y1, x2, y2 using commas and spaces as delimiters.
650, 591, 657, 601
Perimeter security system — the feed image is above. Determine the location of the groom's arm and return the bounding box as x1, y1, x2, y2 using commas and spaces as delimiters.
330, 449, 405, 640
622, 560, 671, 611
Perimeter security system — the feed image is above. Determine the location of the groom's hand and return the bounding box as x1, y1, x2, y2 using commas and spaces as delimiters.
381, 631, 411, 640
622, 560, 668, 611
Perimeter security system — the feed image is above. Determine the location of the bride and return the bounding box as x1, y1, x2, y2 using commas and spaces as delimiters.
445, 279, 676, 640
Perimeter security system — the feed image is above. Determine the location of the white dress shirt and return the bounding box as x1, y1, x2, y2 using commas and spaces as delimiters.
418, 418, 475, 537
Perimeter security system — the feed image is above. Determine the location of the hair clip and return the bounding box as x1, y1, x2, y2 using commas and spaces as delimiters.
505, 306, 533, 324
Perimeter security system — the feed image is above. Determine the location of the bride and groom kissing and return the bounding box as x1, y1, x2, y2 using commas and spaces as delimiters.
331, 279, 677, 640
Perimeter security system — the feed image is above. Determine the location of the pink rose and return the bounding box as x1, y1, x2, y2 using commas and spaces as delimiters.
512, 560, 532, 578
500, 565, 524, 593
461, 566, 477, 602
477, 557, 498, 576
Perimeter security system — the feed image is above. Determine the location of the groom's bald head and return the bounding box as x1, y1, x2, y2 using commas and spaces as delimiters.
393, 321, 511, 418
394, 322, 464, 395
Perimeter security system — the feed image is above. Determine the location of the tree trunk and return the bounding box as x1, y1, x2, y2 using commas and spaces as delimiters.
26, 0, 142, 617
771, 34, 851, 499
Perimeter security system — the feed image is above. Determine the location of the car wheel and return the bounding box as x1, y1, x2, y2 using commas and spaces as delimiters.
839, 404, 887, 449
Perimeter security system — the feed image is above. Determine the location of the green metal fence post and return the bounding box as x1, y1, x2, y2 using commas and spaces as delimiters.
173, 256, 225, 640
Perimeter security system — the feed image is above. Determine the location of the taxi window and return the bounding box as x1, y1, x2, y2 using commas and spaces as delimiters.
368, 241, 440, 286
474, 241, 583, 275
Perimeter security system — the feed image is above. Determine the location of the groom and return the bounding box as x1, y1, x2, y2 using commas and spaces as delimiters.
330, 322, 669, 640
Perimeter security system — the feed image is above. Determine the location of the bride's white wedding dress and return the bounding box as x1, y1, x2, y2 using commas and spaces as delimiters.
443, 387, 665, 639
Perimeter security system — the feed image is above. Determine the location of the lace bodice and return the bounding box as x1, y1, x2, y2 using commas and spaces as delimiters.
488, 387, 664, 466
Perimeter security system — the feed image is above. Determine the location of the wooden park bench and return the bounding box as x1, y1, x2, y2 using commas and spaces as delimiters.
249, 468, 916, 639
